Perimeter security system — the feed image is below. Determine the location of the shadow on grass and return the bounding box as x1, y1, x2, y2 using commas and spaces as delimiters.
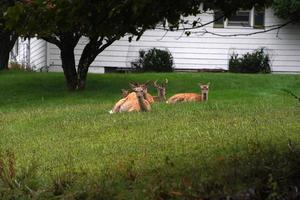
1, 140, 300, 200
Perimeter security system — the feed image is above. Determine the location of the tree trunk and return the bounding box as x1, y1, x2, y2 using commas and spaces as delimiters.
43, 33, 81, 91
60, 45, 78, 91
77, 49, 98, 90
77, 37, 117, 90
0, 32, 17, 70
0, 46, 10, 70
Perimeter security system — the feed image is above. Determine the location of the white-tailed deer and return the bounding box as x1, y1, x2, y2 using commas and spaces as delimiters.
121, 89, 130, 98
166, 83, 210, 104
130, 81, 155, 104
153, 79, 168, 102
109, 83, 151, 114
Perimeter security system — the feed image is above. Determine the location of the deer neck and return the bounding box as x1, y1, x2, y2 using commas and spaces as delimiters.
157, 89, 166, 101
136, 93, 148, 112
201, 91, 208, 101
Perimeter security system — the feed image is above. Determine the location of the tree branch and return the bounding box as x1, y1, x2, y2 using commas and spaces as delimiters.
41, 36, 62, 48
96, 37, 117, 55
192, 20, 293, 37
155, 14, 225, 32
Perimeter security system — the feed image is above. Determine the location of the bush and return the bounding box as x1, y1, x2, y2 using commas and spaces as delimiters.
9, 62, 34, 72
131, 48, 174, 72
229, 48, 271, 73
9, 62, 24, 70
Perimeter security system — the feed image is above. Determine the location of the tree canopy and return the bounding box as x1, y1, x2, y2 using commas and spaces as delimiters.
272, 0, 300, 22
5, 0, 271, 90
0, 0, 18, 70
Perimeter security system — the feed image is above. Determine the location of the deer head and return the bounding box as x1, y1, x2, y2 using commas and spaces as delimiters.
130, 81, 150, 93
121, 89, 130, 98
153, 79, 168, 101
129, 82, 149, 99
199, 82, 210, 101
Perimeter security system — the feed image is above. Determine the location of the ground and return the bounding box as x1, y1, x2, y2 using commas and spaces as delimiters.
0, 70, 300, 199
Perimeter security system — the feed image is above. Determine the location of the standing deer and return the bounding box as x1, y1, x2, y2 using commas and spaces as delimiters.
153, 79, 168, 102
109, 83, 151, 113
166, 83, 210, 104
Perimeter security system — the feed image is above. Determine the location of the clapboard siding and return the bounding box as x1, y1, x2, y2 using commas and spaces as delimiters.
45, 8, 299, 73
10, 38, 29, 66
29, 38, 46, 69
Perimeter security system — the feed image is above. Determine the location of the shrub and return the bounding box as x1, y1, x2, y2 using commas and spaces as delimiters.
229, 48, 271, 73
9, 62, 34, 72
9, 62, 24, 70
131, 48, 174, 72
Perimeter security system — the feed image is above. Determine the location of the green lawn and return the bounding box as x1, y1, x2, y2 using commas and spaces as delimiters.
0, 70, 300, 199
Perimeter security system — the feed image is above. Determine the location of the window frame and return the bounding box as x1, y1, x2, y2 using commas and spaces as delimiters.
227, 10, 251, 27
213, 8, 265, 29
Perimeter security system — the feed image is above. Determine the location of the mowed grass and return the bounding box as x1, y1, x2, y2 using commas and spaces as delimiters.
0, 70, 300, 198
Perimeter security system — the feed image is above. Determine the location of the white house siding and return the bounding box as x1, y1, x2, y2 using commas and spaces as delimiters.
29, 38, 47, 70
45, 8, 299, 73
10, 38, 47, 70
10, 38, 29, 67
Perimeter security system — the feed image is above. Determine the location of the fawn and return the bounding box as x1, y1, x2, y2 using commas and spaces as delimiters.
109, 83, 151, 113
153, 79, 168, 102
166, 83, 210, 104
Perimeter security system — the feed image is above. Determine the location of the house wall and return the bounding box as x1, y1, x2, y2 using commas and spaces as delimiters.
10, 38, 28, 66
29, 38, 47, 70
10, 38, 47, 70
46, 8, 300, 73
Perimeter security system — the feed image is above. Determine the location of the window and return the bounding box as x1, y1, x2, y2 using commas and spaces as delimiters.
227, 10, 251, 27
254, 8, 265, 29
213, 8, 265, 29
213, 10, 225, 28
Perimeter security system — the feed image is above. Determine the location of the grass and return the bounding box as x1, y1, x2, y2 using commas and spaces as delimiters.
0, 70, 300, 199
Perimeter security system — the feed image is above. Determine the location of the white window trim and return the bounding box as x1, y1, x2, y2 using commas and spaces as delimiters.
223, 8, 254, 29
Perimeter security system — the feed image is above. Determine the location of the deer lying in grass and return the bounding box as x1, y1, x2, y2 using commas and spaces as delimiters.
109, 83, 151, 114
130, 82, 155, 104
153, 79, 168, 102
121, 89, 130, 98
120, 83, 154, 103
166, 83, 210, 104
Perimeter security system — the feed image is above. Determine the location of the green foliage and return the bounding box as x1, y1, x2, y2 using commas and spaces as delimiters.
131, 48, 174, 72
273, 0, 300, 22
229, 48, 271, 73
4, 0, 273, 89
0, 1, 18, 71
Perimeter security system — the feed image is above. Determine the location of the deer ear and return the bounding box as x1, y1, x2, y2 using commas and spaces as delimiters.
153, 80, 158, 87
165, 79, 168, 84
129, 83, 137, 88
144, 80, 151, 86
130, 82, 139, 86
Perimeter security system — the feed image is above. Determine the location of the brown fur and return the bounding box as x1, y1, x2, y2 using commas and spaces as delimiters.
153, 79, 168, 102
166, 83, 210, 104
110, 83, 151, 113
